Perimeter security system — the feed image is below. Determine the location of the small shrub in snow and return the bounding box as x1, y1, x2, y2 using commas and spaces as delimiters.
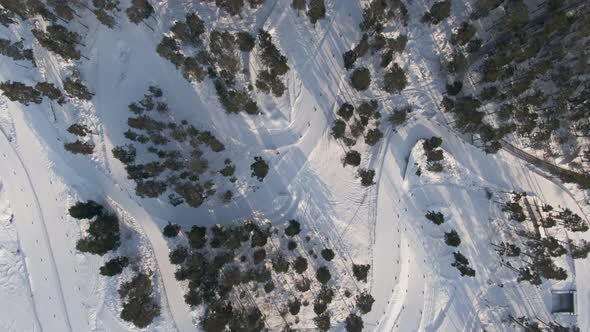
353, 34, 370, 58
343, 50, 357, 70
291, 0, 306, 14
100, 256, 129, 276
570, 239, 590, 259
64, 77, 94, 100
163, 222, 181, 237
314, 312, 331, 331
446, 81, 463, 96
253, 248, 267, 264
67, 123, 89, 137
423, 136, 443, 151
307, 0, 326, 24
426, 149, 444, 162
451, 251, 475, 277
315, 266, 331, 284
112, 144, 136, 165
188, 225, 207, 249
285, 219, 301, 236
383, 63, 407, 93
388, 107, 410, 127
236, 31, 255, 52
296, 277, 311, 292
422, 0, 451, 24
64, 140, 95, 155
337, 102, 355, 120
358, 168, 375, 187
264, 280, 275, 293
69, 200, 104, 219
313, 298, 327, 314
427, 162, 444, 172
76, 212, 121, 255
126, 0, 154, 24
169, 246, 188, 265
425, 211, 445, 225
365, 128, 384, 146
451, 22, 476, 45
94, 9, 117, 29
250, 156, 269, 181
320, 248, 335, 261
119, 273, 161, 328
293, 256, 308, 274
288, 298, 301, 315
345, 313, 363, 332
287, 240, 298, 250
35, 82, 65, 104
502, 201, 526, 222
135, 180, 167, 198
344, 150, 361, 167
350, 67, 371, 91
444, 230, 461, 247
352, 263, 370, 282
331, 119, 346, 139
250, 226, 269, 247
356, 291, 375, 314
272, 254, 290, 273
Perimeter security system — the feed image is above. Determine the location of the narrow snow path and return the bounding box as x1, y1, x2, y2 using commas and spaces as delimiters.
0, 127, 72, 331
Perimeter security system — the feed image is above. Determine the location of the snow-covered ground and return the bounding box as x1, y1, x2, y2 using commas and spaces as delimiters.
0, 0, 588, 331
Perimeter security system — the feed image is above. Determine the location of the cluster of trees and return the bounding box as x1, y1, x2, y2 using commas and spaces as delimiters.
1, 0, 60, 21
422, 136, 444, 172
387, 105, 411, 129
0, 80, 66, 105
0, 6, 16, 26
425, 210, 444, 225
0, 38, 34, 64
112, 86, 228, 207
539, 205, 588, 233
451, 251, 475, 277
343, 30, 408, 93
118, 272, 161, 328
126, 0, 153, 24
331, 100, 381, 186
255, 29, 289, 98
32, 24, 81, 60
359, 0, 408, 34
501, 192, 527, 223
165, 218, 373, 330
69, 200, 121, 256
333, 100, 383, 148
514, 316, 580, 332
421, 0, 451, 24
291, 0, 326, 24
93, 0, 119, 28
206, 0, 266, 17
157, 13, 260, 114
64, 140, 95, 155
454, 0, 590, 178
496, 195, 587, 285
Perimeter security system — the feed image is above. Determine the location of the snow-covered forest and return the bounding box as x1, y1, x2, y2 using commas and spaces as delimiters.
0, 0, 588, 331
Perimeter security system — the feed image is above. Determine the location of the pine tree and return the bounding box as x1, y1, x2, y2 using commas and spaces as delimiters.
126, 0, 154, 24
350, 67, 371, 91
64, 77, 94, 100
307, 0, 326, 24
0, 81, 42, 105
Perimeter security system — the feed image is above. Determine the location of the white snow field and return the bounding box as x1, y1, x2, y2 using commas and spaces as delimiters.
0, 0, 588, 331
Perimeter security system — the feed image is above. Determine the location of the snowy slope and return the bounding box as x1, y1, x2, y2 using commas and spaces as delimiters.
0, 0, 588, 331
